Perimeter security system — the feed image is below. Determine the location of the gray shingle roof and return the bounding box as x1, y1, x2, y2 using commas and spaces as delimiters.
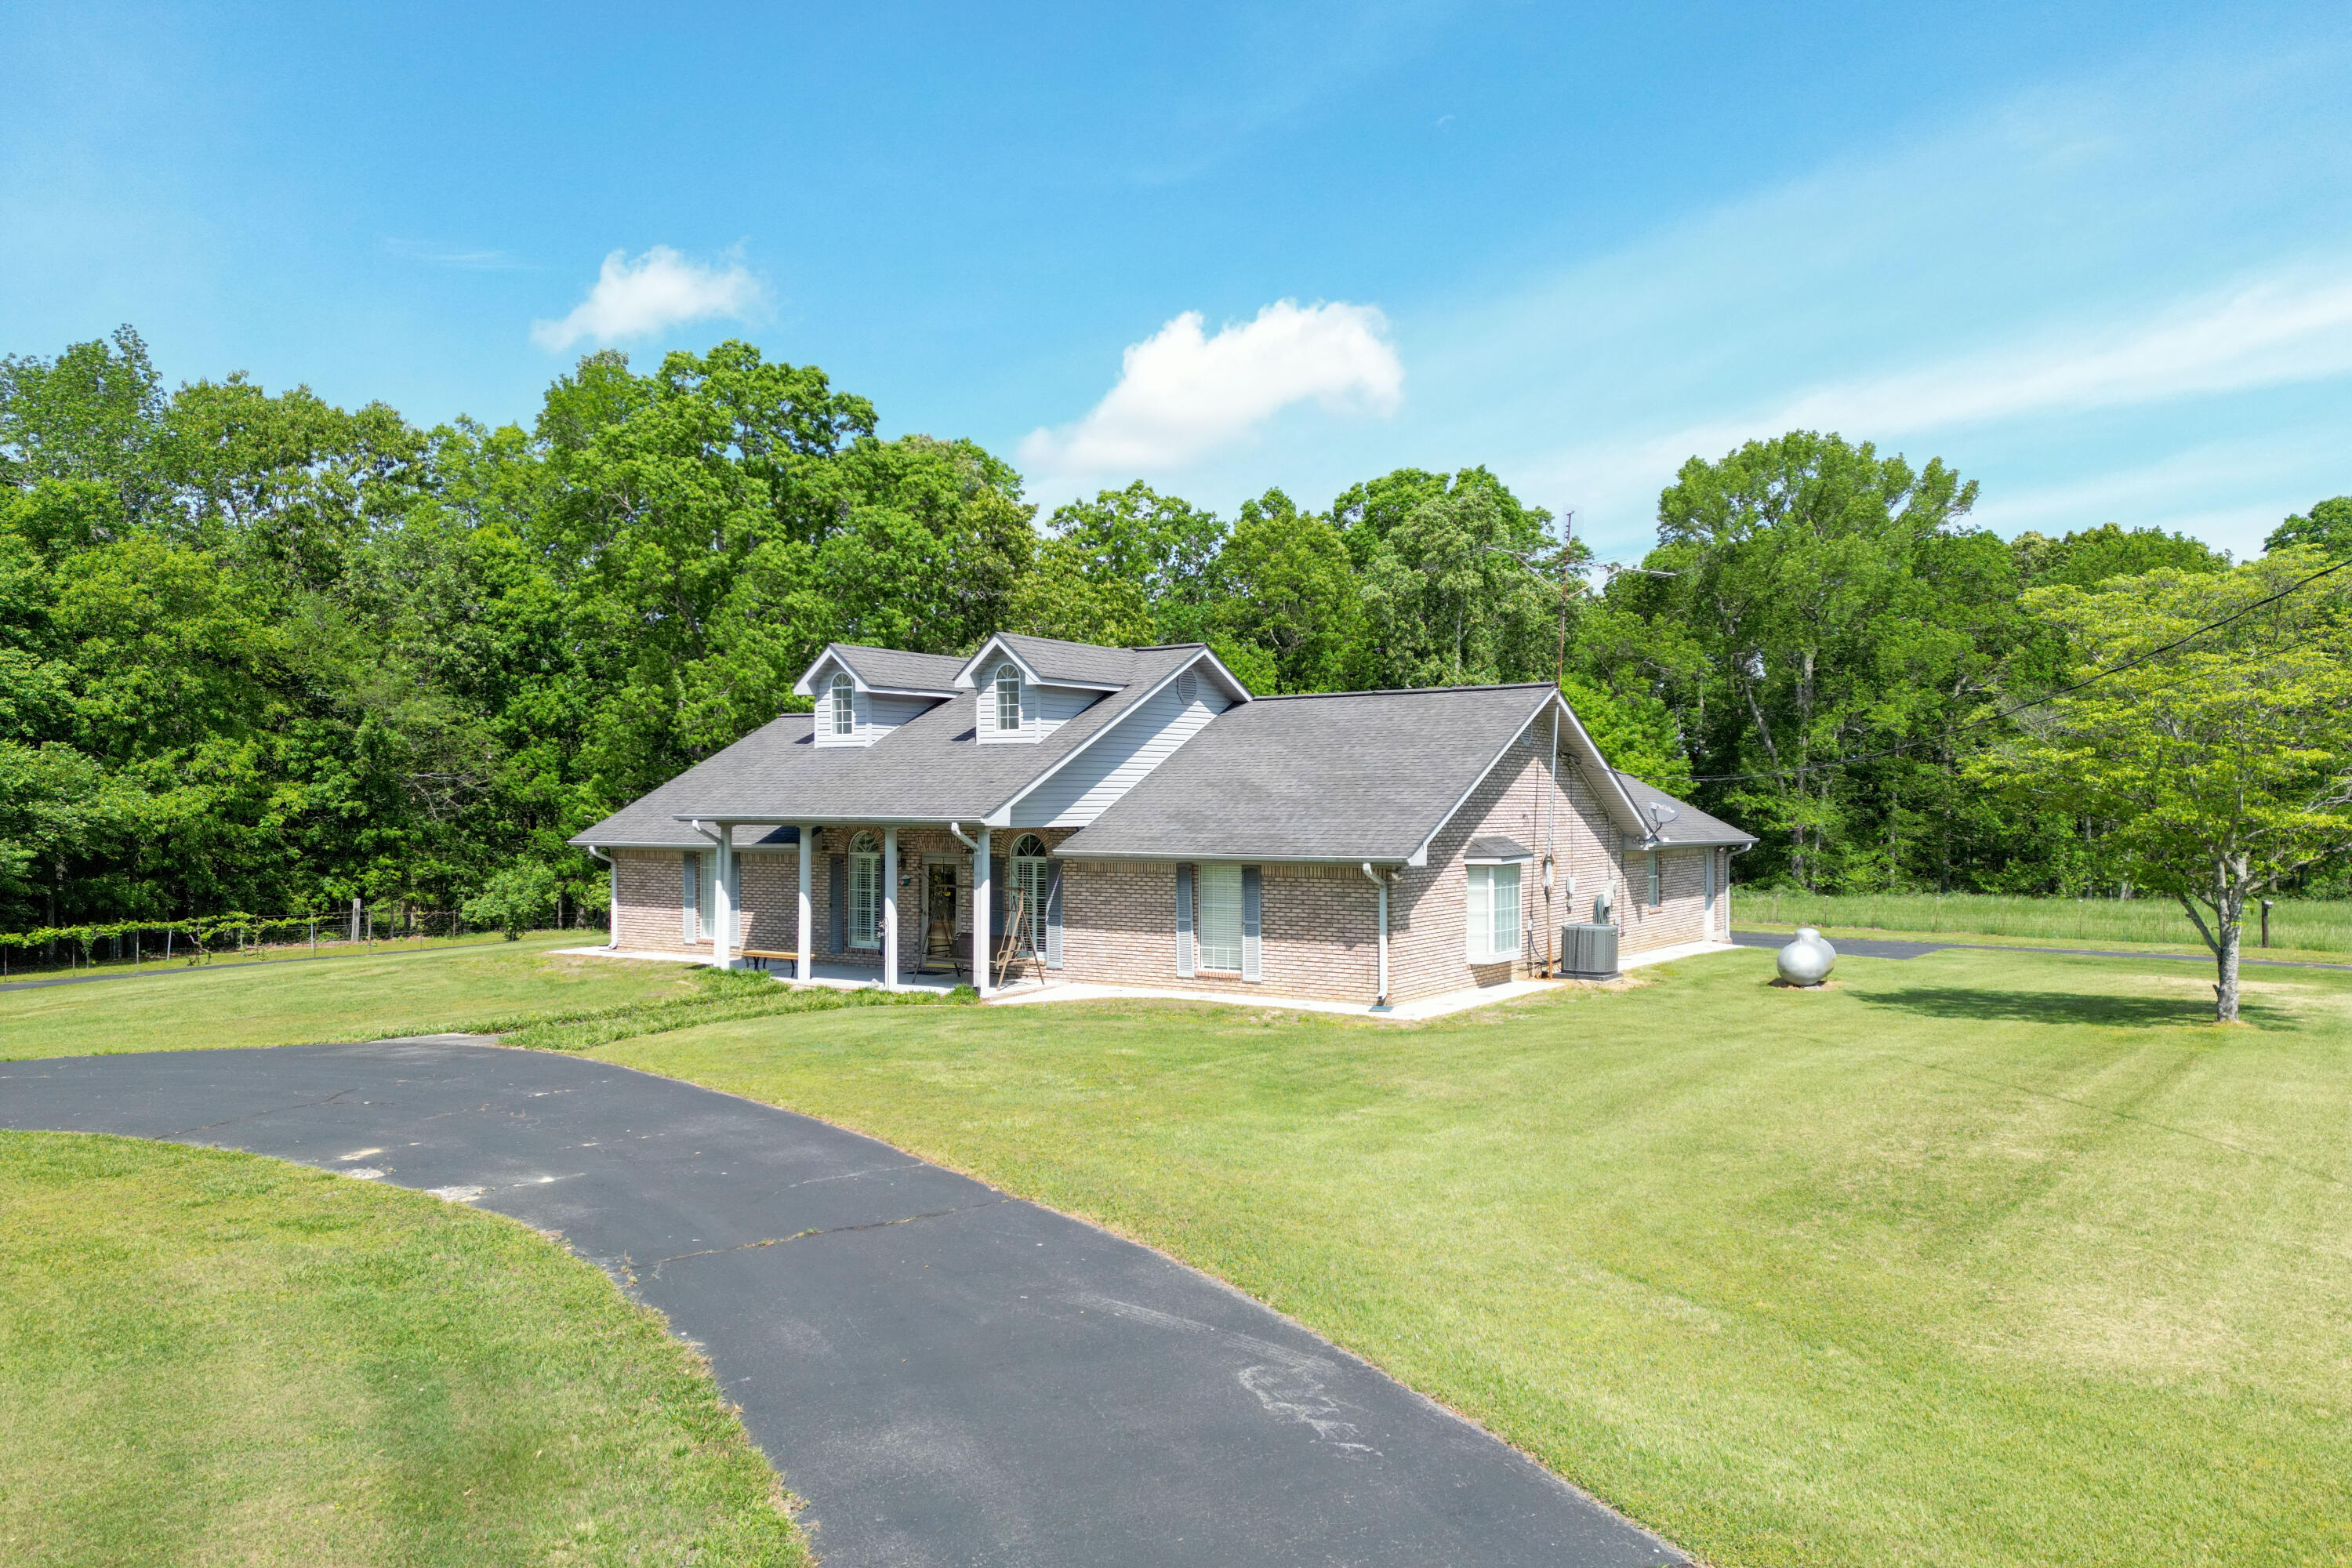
978, 633, 1180, 689
1612, 772, 1756, 847
1465, 836, 1534, 862
570, 645, 1210, 844
1054, 684, 1563, 864
826, 644, 967, 694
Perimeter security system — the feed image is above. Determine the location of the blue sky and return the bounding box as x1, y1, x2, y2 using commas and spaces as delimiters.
5, 0, 2348, 563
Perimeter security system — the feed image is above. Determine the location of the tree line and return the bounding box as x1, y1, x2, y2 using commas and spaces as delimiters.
3, 326, 2347, 933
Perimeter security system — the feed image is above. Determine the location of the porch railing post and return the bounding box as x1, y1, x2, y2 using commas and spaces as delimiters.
975, 827, 993, 999
882, 827, 900, 990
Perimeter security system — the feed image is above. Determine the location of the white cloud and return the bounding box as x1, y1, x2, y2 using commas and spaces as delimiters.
530, 245, 765, 352
1019, 299, 1403, 479
385, 238, 528, 271
1527, 263, 2352, 541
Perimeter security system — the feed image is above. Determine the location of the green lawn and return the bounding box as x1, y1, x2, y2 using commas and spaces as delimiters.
0, 1131, 806, 1566
588, 949, 2352, 1568
1739, 887, 2352, 953
0, 935, 707, 1061
10, 936, 2349, 1566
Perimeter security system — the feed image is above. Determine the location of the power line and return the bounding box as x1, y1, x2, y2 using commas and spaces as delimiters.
1684, 554, 2352, 786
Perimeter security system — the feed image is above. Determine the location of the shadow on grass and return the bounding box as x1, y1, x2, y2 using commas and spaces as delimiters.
1855, 986, 2291, 1031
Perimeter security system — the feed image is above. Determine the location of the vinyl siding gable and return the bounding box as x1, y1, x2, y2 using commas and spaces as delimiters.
1009, 679, 1230, 827
815, 660, 937, 748
976, 674, 1101, 744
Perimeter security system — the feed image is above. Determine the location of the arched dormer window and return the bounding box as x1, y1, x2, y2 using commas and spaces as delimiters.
994, 663, 1022, 732
830, 673, 855, 736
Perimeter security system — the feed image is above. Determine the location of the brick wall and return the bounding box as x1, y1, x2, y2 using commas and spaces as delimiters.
1060, 859, 1381, 1002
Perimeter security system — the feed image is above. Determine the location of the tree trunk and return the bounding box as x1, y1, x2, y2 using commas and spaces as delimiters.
2213, 855, 2248, 1024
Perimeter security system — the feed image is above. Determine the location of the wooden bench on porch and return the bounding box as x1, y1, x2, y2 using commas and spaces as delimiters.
738, 948, 800, 973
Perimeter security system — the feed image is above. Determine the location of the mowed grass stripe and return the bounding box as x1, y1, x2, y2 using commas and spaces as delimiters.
0, 1132, 807, 1567
591, 949, 2352, 1568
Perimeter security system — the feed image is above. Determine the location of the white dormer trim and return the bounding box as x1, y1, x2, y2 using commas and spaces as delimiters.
952, 634, 1123, 692
791, 644, 960, 700
983, 646, 1253, 825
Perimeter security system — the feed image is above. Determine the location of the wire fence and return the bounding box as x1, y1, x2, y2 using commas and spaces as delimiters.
0, 906, 608, 980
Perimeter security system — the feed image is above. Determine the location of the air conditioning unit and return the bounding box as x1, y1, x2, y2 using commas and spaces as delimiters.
1559, 923, 1620, 981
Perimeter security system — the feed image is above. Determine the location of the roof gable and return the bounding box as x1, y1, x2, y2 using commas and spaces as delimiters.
792, 644, 965, 698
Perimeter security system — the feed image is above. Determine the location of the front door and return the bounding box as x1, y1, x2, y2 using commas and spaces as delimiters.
925, 863, 958, 968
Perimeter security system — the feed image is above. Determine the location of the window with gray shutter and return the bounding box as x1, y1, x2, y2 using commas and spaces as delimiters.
1044, 864, 1064, 968
829, 855, 847, 953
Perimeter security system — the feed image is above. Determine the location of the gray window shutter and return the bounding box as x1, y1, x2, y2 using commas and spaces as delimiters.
681, 851, 699, 942
829, 855, 847, 953
1174, 863, 1195, 977
1045, 864, 1064, 968
989, 857, 1005, 937
1240, 866, 1262, 982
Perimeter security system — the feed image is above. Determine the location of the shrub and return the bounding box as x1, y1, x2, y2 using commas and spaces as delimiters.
462, 862, 558, 940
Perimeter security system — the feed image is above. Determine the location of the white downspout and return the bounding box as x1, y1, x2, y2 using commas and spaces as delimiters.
1363, 862, 1390, 1011
586, 846, 616, 949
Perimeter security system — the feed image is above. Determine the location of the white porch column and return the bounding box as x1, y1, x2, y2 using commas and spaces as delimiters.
796, 826, 815, 982
713, 829, 738, 971
1376, 875, 1390, 1007
882, 826, 900, 991
974, 827, 993, 998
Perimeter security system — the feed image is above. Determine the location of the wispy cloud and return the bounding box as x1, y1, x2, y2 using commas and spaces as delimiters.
383, 238, 530, 271
1534, 263, 2352, 522
529, 245, 765, 352
1394, 41, 2352, 560
1020, 299, 1403, 480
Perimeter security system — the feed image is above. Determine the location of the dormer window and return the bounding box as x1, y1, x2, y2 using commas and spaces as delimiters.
994, 664, 1022, 731
830, 673, 855, 737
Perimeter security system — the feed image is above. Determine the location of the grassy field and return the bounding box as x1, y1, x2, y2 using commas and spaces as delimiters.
0, 935, 710, 1061
10, 937, 2349, 1566
589, 950, 2352, 1568
1737, 888, 2352, 953
0, 1131, 805, 1566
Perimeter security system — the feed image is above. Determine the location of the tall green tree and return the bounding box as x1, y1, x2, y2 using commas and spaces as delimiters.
2266, 496, 2352, 559
1973, 550, 2352, 1021
1213, 488, 1363, 692
1587, 431, 1993, 889
1338, 466, 1571, 688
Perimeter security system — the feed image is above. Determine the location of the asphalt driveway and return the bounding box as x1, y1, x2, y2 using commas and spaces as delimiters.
2, 1039, 1682, 1568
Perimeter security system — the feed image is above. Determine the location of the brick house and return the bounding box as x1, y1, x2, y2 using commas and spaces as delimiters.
570, 633, 1753, 1006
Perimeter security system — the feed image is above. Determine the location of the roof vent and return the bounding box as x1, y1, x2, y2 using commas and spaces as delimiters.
1174, 670, 1198, 706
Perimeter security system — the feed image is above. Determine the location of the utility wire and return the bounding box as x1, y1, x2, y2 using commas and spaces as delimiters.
1683, 554, 2352, 786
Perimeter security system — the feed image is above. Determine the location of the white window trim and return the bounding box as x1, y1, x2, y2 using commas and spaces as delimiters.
1196, 864, 1243, 972
995, 664, 1022, 732
848, 836, 883, 949
829, 673, 856, 738
1465, 862, 1521, 964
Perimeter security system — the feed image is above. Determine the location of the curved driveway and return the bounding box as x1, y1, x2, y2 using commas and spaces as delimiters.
2, 1040, 1682, 1568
